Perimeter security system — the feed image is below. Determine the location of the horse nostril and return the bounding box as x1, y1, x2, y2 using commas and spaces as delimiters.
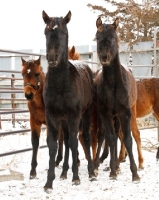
25, 93, 34, 100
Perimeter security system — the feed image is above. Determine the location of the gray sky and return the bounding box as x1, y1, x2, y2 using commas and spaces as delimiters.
0, 0, 105, 51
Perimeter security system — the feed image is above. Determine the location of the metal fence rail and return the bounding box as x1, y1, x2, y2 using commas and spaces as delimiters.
0, 145, 47, 157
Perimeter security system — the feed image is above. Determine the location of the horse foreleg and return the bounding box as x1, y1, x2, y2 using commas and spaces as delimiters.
44, 121, 58, 191
30, 118, 41, 179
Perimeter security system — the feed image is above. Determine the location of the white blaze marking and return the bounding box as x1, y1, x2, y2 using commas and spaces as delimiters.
53, 25, 58, 30
27, 69, 31, 73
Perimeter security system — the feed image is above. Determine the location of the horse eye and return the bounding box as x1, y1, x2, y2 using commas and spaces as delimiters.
35, 73, 39, 77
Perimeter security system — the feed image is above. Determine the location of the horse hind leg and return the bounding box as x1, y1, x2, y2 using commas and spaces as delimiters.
131, 104, 144, 169
78, 130, 88, 161
99, 139, 109, 164
94, 118, 105, 175
119, 109, 140, 182
156, 146, 159, 162
118, 130, 128, 163
152, 104, 159, 162
90, 104, 98, 162
60, 124, 70, 179
114, 116, 121, 172
82, 107, 96, 181
55, 127, 63, 166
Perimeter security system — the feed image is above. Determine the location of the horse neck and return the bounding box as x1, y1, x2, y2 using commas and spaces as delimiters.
47, 61, 70, 89
102, 54, 123, 84
28, 90, 44, 109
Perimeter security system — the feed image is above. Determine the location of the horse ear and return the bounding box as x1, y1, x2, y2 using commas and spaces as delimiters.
63, 11, 71, 24
42, 10, 50, 24
96, 17, 103, 32
71, 46, 75, 54
21, 57, 26, 65
35, 56, 41, 65
112, 18, 119, 30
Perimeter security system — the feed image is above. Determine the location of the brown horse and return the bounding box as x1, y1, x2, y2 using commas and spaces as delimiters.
21, 56, 46, 179
21, 46, 81, 179
94, 17, 140, 181
119, 78, 159, 167
42, 10, 96, 191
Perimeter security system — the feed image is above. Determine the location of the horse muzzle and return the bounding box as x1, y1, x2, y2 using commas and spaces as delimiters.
25, 93, 34, 100
48, 60, 58, 67
99, 53, 111, 66
47, 53, 59, 67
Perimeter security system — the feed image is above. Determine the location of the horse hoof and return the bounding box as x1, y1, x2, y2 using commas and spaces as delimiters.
138, 166, 144, 171
156, 158, 159, 162
30, 175, 37, 179
103, 167, 110, 171
109, 172, 117, 180
60, 171, 67, 179
72, 180, 80, 186
89, 177, 97, 182
116, 168, 121, 175
60, 175, 67, 180
44, 187, 53, 194
132, 175, 140, 183
109, 176, 117, 180
89, 172, 97, 181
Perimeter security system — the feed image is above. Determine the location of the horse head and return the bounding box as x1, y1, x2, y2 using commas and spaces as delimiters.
21, 56, 44, 100
96, 17, 119, 66
42, 10, 71, 67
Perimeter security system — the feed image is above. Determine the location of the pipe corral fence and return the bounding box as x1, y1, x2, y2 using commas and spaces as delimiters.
1, 27, 159, 157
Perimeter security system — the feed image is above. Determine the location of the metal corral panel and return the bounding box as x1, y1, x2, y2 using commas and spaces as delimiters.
40, 49, 48, 73
132, 42, 153, 77
0, 52, 12, 77
74, 45, 90, 61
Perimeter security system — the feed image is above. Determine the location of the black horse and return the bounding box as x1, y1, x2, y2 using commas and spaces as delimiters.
42, 10, 96, 192
94, 17, 140, 182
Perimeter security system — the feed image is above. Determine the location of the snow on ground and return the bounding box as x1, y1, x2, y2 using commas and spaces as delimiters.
0, 119, 159, 200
